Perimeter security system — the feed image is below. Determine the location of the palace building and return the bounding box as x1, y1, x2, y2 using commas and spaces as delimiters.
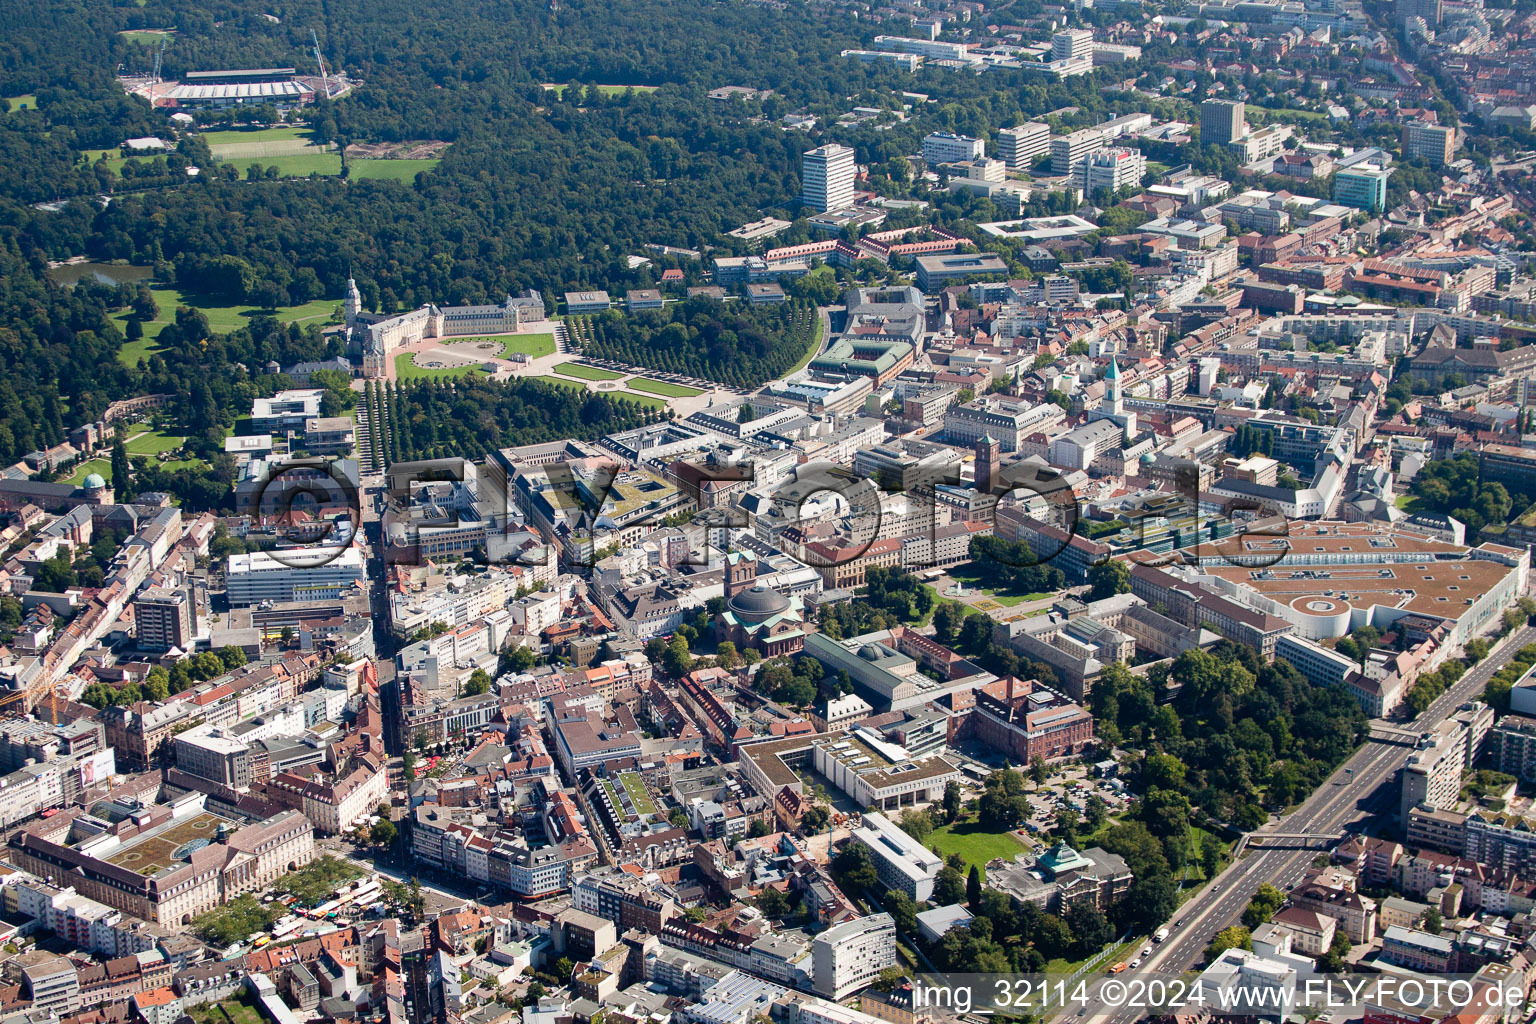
344, 278, 546, 377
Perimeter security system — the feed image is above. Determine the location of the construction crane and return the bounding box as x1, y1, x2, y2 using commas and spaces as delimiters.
0, 676, 64, 725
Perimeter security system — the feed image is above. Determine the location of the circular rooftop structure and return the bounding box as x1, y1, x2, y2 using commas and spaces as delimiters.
82, 473, 106, 490
728, 583, 789, 624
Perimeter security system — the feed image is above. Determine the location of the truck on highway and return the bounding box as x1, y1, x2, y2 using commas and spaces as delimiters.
1154, 927, 1170, 943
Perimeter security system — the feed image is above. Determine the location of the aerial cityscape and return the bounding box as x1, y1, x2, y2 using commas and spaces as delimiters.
2, 0, 1536, 1022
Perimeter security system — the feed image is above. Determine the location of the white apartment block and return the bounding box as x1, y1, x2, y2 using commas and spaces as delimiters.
922, 132, 986, 165
998, 123, 1050, 168
811, 914, 897, 1000
802, 144, 858, 213
1052, 29, 1094, 61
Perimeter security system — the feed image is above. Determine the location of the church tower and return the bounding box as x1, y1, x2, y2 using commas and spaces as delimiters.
724, 550, 758, 599
1103, 355, 1123, 417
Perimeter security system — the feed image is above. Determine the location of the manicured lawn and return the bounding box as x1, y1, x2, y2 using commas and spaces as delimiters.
394, 352, 489, 380
926, 819, 1030, 880
947, 561, 1048, 606
1395, 494, 1423, 512
124, 426, 186, 456
992, 591, 1054, 608
543, 83, 659, 97
527, 375, 587, 391
493, 333, 555, 359
627, 377, 702, 398
553, 361, 625, 381
63, 459, 110, 486
619, 391, 667, 410
3, 95, 37, 112
113, 287, 339, 365
350, 158, 441, 181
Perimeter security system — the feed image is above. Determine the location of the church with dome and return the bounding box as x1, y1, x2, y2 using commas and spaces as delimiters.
714, 550, 806, 658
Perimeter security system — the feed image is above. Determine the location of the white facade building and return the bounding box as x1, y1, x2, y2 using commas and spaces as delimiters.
922, 132, 986, 165
802, 145, 858, 213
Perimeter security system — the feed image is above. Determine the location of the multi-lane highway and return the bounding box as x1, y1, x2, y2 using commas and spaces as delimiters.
1075, 623, 1536, 1023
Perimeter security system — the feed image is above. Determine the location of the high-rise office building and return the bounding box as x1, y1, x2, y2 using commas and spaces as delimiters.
801, 144, 857, 213
1334, 163, 1392, 212
134, 586, 194, 652
1052, 28, 1094, 62
1402, 121, 1455, 166
998, 123, 1051, 169
1050, 128, 1105, 176
1200, 99, 1247, 146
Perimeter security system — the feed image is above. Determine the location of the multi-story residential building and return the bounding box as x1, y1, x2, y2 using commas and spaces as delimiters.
802, 145, 857, 213
1463, 808, 1536, 875
811, 915, 896, 1000
1403, 121, 1455, 165
851, 813, 943, 901
998, 123, 1050, 169
921, 132, 985, 165
1401, 704, 1494, 823
1381, 926, 1454, 972
1491, 714, 1536, 781
1289, 880, 1377, 943
1200, 100, 1246, 146
134, 587, 195, 652
1051, 29, 1093, 61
